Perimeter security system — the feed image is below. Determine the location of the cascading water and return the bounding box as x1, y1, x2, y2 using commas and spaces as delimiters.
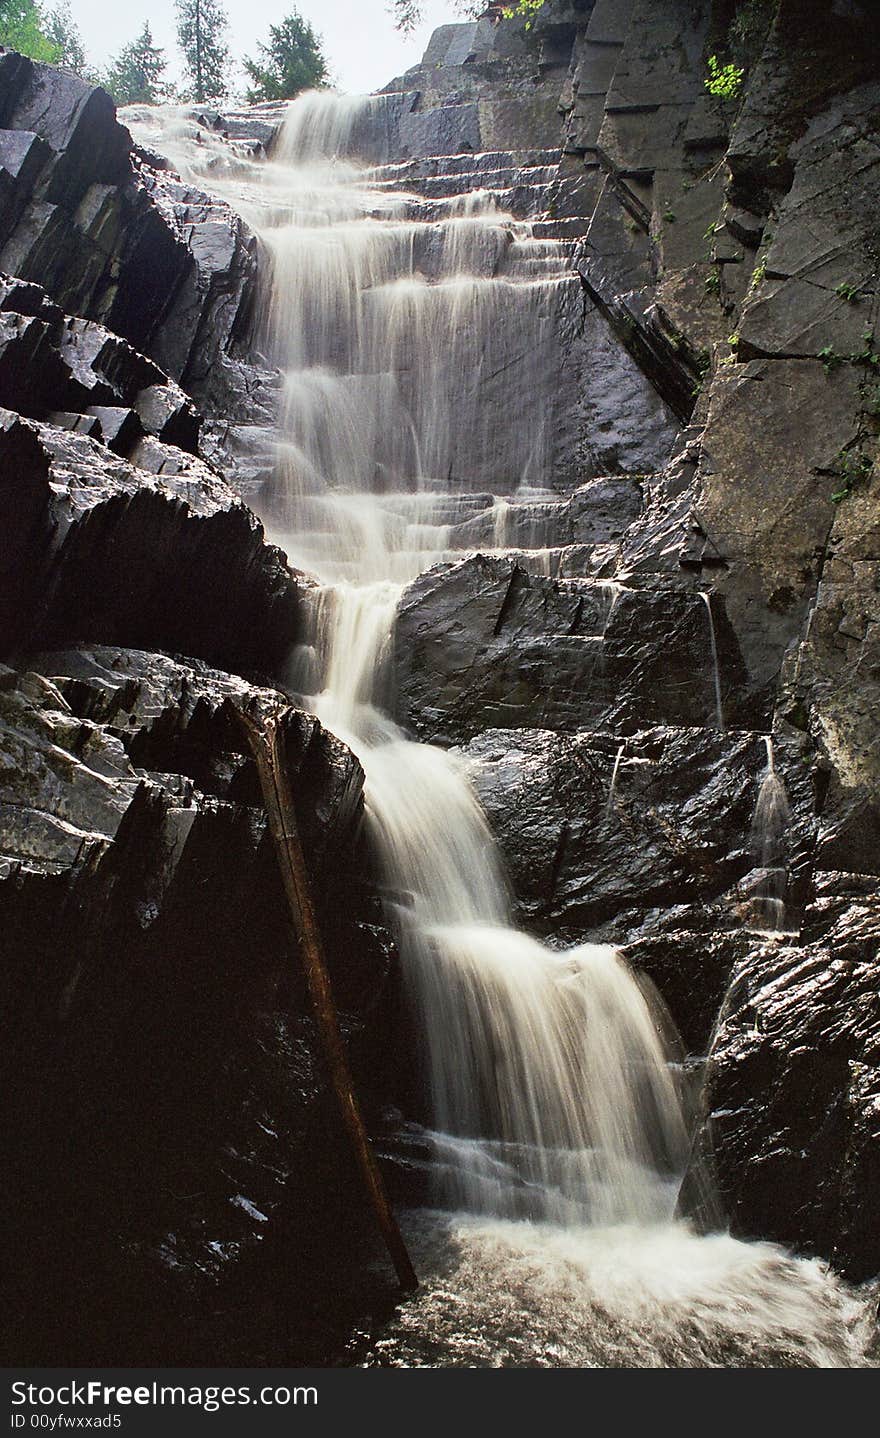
743, 735, 793, 933
139, 91, 877, 1366
257, 95, 691, 1234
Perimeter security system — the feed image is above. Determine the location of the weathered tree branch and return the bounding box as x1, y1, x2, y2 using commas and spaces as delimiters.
237, 703, 418, 1293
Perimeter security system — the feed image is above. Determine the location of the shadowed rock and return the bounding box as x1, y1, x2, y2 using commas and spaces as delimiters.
0, 412, 300, 671
0, 647, 399, 1362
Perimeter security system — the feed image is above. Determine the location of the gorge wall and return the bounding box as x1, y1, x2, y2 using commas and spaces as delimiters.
0, 0, 878, 1365
377, 0, 880, 1282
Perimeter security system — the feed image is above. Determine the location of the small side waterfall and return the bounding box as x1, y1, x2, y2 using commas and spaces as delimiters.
700, 592, 726, 734
606, 742, 625, 820
743, 735, 792, 932
160, 90, 876, 1366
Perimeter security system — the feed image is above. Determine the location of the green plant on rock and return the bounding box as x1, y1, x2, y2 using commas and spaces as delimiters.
511, 0, 547, 29
861, 379, 880, 418
818, 344, 844, 374
830, 447, 873, 504
853, 330, 879, 369
705, 54, 744, 99
705, 268, 721, 297
819, 330, 880, 377
836, 280, 861, 303
663, 207, 677, 223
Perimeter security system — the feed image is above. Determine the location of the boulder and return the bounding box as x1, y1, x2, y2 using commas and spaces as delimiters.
0, 412, 299, 671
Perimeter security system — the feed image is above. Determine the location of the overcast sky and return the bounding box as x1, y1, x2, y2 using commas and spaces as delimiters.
70, 0, 468, 95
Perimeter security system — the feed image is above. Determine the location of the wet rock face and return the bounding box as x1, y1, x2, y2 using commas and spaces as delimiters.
382, 0, 880, 1283
0, 647, 398, 1362
0, 272, 200, 445
705, 873, 880, 1281
462, 725, 809, 935
394, 554, 753, 742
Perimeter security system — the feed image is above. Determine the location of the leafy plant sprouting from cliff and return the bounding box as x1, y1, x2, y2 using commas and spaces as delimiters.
510, 0, 547, 30
830, 448, 873, 504
705, 54, 744, 99
388, 0, 546, 34
705, 0, 776, 102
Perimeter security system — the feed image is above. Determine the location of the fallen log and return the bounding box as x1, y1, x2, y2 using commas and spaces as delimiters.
237, 703, 418, 1293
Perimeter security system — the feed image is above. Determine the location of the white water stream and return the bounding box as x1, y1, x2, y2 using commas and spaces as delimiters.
128, 93, 876, 1367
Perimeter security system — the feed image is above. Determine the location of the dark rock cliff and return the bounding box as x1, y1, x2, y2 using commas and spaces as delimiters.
386, 0, 880, 1279
0, 0, 878, 1364
0, 59, 403, 1363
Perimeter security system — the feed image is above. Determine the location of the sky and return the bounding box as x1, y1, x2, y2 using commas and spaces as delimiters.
69, 0, 470, 95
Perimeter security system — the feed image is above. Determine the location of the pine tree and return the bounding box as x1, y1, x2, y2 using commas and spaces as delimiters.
104, 22, 168, 106
175, 0, 229, 103
44, 0, 87, 75
0, 0, 61, 62
243, 11, 328, 104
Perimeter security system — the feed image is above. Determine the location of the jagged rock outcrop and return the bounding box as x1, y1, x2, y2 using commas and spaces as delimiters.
0, 51, 257, 388
0, 273, 200, 445
0, 410, 299, 670
0, 647, 399, 1362
0, 55, 403, 1364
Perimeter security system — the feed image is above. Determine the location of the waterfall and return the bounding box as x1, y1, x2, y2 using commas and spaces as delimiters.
743, 735, 792, 933
606, 742, 625, 820
259, 94, 690, 1228
174, 90, 875, 1366
700, 591, 726, 733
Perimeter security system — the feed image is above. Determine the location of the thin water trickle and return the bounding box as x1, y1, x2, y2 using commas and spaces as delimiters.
700, 592, 726, 734
606, 743, 625, 820
145, 90, 877, 1365
743, 734, 793, 933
